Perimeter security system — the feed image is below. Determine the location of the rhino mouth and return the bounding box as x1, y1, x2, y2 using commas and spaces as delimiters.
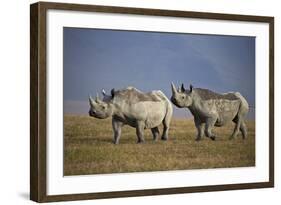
170, 97, 182, 108
89, 110, 106, 119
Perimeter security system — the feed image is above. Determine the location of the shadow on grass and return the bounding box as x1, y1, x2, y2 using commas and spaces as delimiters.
65, 136, 113, 144
65, 135, 163, 145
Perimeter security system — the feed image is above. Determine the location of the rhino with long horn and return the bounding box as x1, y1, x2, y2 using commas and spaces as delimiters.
170, 83, 249, 141
89, 94, 95, 106
89, 86, 173, 144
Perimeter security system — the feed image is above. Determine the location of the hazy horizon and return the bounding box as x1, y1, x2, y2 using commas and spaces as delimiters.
63, 27, 255, 119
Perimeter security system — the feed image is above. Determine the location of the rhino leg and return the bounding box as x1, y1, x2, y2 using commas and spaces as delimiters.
240, 120, 247, 139
136, 121, 145, 143
161, 124, 169, 141
204, 117, 217, 141
161, 104, 172, 141
194, 119, 204, 141
151, 127, 160, 141
229, 117, 241, 140
112, 119, 123, 144
237, 120, 247, 139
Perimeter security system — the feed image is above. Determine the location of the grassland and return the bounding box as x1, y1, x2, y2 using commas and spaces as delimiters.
64, 115, 255, 176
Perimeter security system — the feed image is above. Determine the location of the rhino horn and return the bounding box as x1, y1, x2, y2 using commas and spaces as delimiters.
171, 82, 177, 94
95, 93, 102, 104
89, 94, 95, 106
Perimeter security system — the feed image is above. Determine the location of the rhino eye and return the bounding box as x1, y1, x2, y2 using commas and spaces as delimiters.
181, 96, 185, 99
101, 105, 106, 109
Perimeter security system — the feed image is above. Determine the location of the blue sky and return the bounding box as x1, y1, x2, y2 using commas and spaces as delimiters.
63, 27, 255, 119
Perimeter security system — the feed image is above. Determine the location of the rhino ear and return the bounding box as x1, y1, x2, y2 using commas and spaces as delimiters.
102, 89, 106, 97
190, 84, 193, 92
181, 83, 186, 92
111, 89, 115, 98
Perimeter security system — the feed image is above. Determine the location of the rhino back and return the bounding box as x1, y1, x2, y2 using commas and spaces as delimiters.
194, 88, 240, 101
113, 87, 162, 104
190, 88, 243, 124
112, 87, 169, 128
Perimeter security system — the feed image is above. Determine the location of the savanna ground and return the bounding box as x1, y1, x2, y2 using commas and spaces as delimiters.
64, 115, 255, 176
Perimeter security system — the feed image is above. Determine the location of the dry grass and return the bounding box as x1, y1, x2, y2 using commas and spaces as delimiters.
64, 115, 255, 176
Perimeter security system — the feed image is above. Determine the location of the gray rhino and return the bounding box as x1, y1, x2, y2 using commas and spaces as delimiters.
170, 83, 249, 141
89, 87, 173, 144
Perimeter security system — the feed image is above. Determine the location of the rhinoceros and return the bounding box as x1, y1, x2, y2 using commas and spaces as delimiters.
89, 87, 173, 144
170, 83, 249, 141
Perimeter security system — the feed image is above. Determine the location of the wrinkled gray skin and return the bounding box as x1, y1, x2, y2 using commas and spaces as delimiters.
89, 87, 173, 144
170, 83, 249, 141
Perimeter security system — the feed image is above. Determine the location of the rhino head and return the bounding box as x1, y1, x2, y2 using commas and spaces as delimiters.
88, 92, 114, 119
170, 83, 193, 108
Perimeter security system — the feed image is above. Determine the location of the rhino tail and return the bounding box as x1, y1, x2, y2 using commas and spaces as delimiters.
157, 91, 173, 120
234, 92, 249, 117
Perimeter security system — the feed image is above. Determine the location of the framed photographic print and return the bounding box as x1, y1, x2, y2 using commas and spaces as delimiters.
30, 1, 274, 202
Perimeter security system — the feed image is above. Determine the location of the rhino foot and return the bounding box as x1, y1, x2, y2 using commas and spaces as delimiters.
210, 136, 216, 141
161, 136, 168, 141
137, 140, 145, 144
195, 137, 201, 141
